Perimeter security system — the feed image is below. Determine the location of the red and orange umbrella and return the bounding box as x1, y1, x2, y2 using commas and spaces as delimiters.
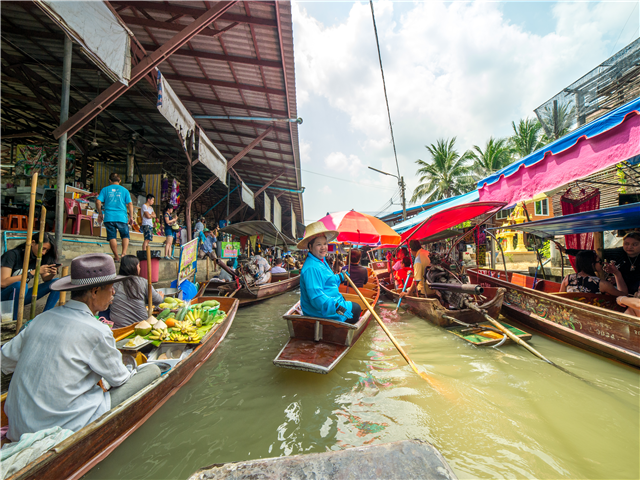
317, 210, 401, 246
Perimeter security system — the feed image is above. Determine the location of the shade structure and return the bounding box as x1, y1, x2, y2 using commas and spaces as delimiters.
318, 211, 401, 246
401, 202, 506, 243
491, 203, 640, 238
477, 97, 640, 206
221, 220, 295, 247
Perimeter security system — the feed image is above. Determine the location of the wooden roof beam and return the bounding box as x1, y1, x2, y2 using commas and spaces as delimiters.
140, 45, 281, 69
161, 73, 284, 96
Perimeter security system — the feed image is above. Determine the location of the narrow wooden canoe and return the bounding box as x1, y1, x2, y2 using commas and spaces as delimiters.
446, 321, 532, 346
468, 268, 640, 368
197, 272, 300, 307
273, 276, 380, 374
378, 280, 505, 328
3, 296, 239, 480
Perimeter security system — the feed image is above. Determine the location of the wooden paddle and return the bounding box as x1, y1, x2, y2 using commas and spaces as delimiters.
29, 207, 47, 320
146, 246, 153, 314
16, 172, 38, 332
395, 272, 412, 312
343, 275, 440, 388
58, 266, 69, 306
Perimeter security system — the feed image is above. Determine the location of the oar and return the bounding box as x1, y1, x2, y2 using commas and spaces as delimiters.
29, 207, 47, 320
395, 272, 412, 312
343, 275, 439, 387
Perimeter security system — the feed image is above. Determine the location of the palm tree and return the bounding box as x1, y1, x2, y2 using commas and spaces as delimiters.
467, 137, 512, 179
510, 118, 545, 159
537, 101, 576, 142
410, 137, 474, 204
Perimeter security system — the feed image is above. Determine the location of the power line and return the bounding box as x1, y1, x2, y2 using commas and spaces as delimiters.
609, 2, 638, 57
370, 0, 401, 180
299, 167, 396, 191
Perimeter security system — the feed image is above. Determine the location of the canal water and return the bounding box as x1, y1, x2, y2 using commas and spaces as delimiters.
85, 290, 639, 479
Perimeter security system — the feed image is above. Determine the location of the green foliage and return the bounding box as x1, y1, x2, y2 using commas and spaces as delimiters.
453, 220, 471, 229
616, 163, 627, 194
410, 137, 475, 204
468, 137, 513, 179
540, 240, 551, 259
510, 118, 545, 159
538, 102, 576, 142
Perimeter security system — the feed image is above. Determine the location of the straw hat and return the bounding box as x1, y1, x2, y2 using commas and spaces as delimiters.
51, 253, 127, 292
297, 221, 339, 250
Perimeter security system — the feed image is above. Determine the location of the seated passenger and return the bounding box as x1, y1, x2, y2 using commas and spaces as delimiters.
109, 255, 164, 328
341, 249, 368, 288
560, 251, 627, 296
252, 254, 272, 285
1, 254, 161, 442
616, 292, 640, 317
394, 256, 414, 290
1, 232, 60, 320
218, 260, 235, 282
387, 247, 409, 274
299, 223, 362, 325
271, 258, 287, 274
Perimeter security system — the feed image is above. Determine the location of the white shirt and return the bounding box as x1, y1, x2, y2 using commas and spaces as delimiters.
1, 300, 132, 441
271, 266, 287, 273
141, 204, 154, 226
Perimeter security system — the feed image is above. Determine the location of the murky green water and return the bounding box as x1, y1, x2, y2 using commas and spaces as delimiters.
85, 291, 639, 479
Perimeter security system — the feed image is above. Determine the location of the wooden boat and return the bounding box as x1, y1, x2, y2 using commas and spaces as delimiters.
197, 271, 300, 307
468, 268, 640, 367
447, 321, 532, 347
1, 296, 239, 480
273, 270, 380, 374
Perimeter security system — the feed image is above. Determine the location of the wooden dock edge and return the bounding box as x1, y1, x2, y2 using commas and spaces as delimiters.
188, 439, 458, 480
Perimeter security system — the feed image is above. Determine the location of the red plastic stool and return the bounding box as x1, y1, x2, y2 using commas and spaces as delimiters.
6, 215, 28, 230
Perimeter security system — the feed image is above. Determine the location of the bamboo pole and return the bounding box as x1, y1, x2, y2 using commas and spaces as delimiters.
58, 266, 69, 305
16, 172, 38, 332
146, 246, 153, 314
29, 207, 47, 320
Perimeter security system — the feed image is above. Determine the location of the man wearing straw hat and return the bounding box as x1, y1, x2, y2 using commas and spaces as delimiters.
298, 222, 362, 324
1, 254, 161, 442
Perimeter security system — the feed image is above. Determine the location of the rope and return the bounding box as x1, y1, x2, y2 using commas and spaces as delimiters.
369, 1, 401, 179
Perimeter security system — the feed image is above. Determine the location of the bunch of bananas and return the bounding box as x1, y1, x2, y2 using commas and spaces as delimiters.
148, 327, 170, 341
168, 331, 200, 343
173, 320, 198, 335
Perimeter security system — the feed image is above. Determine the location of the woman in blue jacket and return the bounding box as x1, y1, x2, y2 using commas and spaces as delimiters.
298, 222, 362, 324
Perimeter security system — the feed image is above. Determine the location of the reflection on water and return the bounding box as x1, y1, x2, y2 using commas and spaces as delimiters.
85, 290, 639, 480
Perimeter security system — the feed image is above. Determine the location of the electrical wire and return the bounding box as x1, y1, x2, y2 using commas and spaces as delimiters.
369, 0, 401, 180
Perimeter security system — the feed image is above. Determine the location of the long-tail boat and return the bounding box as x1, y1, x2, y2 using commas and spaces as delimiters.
1, 296, 239, 480
197, 262, 300, 307
273, 269, 380, 374
467, 202, 640, 367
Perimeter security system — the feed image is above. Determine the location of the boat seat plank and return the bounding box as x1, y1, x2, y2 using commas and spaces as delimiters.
274, 339, 349, 370
283, 315, 358, 330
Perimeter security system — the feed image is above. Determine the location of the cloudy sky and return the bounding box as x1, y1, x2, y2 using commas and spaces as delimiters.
291, 0, 639, 224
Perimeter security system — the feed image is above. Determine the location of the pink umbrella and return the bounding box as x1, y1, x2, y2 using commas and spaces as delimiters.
317, 211, 401, 245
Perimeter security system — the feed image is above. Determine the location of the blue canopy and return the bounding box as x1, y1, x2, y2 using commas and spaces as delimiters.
477, 97, 640, 189
392, 190, 480, 233
494, 203, 640, 238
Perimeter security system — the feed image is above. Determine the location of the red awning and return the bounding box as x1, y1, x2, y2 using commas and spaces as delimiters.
401, 202, 505, 242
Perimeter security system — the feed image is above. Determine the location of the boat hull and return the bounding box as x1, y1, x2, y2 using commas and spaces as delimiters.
468, 268, 640, 367
199, 273, 300, 307
7, 297, 239, 480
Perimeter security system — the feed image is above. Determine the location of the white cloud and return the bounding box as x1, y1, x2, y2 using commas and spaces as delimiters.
292, 0, 637, 220
319, 185, 333, 195
299, 138, 312, 163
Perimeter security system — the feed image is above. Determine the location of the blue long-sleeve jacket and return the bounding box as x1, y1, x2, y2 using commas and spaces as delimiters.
300, 253, 353, 321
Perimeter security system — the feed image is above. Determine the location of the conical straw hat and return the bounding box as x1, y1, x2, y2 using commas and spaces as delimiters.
297, 221, 339, 250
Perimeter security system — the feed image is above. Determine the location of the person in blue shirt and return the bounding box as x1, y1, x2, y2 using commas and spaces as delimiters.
298, 222, 362, 325
96, 173, 134, 261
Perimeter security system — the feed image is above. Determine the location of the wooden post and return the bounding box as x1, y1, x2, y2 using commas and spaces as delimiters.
16, 172, 38, 332
29, 207, 47, 320
59, 266, 69, 305
206, 256, 210, 279
594, 232, 605, 279
146, 246, 153, 313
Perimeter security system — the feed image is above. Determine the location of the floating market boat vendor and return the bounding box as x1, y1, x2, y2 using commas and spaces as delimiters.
1, 232, 60, 320
298, 222, 361, 325
400, 240, 431, 299
0, 253, 161, 442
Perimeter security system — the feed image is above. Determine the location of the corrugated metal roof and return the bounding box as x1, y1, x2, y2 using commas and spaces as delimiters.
1, 0, 303, 230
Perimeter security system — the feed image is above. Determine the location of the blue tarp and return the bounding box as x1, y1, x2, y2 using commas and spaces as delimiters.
493, 203, 640, 238
392, 190, 480, 233
477, 97, 640, 189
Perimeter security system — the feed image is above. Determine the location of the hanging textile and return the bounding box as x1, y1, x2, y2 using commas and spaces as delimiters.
560, 187, 600, 270
162, 176, 169, 203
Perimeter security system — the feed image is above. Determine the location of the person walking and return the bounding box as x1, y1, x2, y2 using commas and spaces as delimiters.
141, 194, 156, 252
96, 173, 134, 261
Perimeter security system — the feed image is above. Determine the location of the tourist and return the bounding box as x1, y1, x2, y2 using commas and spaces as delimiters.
199, 229, 216, 261
560, 251, 627, 296
1, 232, 60, 320
195, 217, 205, 235
400, 240, 431, 298
0, 253, 161, 442
616, 293, 640, 317
394, 256, 414, 291
562, 232, 640, 294
252, 254, 272, 285
271, 258, 287, 273
163, 205, 178, 260
96, 173, 133, 261
299, 222, 361, 325
109, 255, 164, 328
218, 260, 235, 282
341, 249, 368, 288
141, 194, 156, 252
387, 247, 409, 274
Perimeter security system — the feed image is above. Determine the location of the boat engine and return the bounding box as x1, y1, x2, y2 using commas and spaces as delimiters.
426, 266, 472, 310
